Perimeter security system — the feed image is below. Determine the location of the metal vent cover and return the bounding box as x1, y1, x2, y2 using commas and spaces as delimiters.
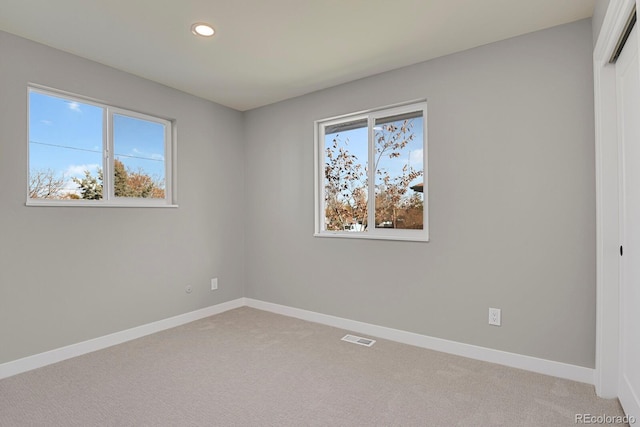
341, 334, 376, 347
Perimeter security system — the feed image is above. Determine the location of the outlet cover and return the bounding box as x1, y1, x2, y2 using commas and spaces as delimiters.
211, 278, 218, 291
489, 308, 501, 326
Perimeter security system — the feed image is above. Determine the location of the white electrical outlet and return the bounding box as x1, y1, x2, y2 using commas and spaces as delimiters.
211, 278, 218, 291
489, 308, 501, 326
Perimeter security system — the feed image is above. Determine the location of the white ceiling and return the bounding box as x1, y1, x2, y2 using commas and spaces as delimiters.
0, 0, 594, 111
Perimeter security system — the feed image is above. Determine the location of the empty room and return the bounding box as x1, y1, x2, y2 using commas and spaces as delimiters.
1, 0, 639, 425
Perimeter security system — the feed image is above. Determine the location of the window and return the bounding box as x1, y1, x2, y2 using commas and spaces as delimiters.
315, 101, 428, 241
27, 86, 175, 206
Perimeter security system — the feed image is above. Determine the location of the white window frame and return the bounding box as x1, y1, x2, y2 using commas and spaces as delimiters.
314, 100, 428, 242
26, 85, 177, 207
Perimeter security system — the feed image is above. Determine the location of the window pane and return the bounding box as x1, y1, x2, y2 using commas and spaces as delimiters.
29, 91, 104, 200
324, 119, 368, 232
374, 112, 424, 229
113, 114, 166, 199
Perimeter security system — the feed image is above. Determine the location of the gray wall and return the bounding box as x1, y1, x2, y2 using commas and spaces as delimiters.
0, 31, 246, 363
244, 19, 596, 367
592, 0, 611, 45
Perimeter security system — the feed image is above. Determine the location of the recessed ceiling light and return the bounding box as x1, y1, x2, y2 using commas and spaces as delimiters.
191, 23, 215, 37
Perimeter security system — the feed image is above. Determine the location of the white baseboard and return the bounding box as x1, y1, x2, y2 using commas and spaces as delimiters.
0, 297, 595, 386
244, 298, 595, 385
619, 374, 640, 421
0, 298, 245, 380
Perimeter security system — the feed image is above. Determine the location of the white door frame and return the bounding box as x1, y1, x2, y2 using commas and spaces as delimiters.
593, 0, 639, 398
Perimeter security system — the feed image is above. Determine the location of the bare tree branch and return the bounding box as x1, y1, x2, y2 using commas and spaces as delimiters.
29, 169, 66, 199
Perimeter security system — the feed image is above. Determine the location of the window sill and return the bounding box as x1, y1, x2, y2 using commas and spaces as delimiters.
314, 231, 429, 242
26, 200, 179, 208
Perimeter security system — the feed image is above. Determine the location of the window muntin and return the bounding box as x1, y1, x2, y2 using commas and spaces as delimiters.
315, 102, 428, 242
27, 86, 174, 206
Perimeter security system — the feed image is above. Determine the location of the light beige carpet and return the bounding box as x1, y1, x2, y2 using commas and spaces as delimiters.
0, 307, 626, 426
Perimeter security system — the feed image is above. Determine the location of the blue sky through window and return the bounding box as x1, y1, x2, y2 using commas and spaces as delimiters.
29, 91, 166, 196
324, 117, 424, 188
29, 92, 103, 194
113, 113, 165, 185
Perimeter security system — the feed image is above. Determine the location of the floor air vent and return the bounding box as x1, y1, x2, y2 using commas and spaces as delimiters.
341, 334, 376, 347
